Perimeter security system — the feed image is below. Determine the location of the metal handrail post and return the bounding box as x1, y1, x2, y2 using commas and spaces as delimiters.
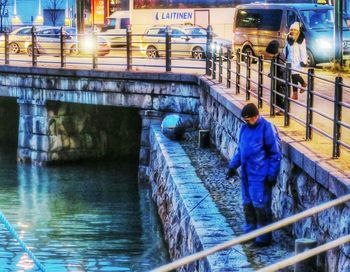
206, 25, 213, 76
4, 31, 9, 65
257, 55, 263, 108
60, 27, 65, 68
284, 63, 291, 127
269, 59, 276, 116
246, 52, 251, 100
212, 42, 216, 79
126, 25, 132, 70
332, 76, 343, 158
236, 49, 240, 94
31, 26, 37, 67
165, 26, 171, 72
218, 45, 223, 83
306, 68, 315, 140
92, 31, 97, 69
227, 48, 232, 88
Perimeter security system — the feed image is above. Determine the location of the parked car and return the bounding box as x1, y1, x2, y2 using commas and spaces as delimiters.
140, 24, 231, 59
233, 3, 350, 66
24, 27, 110, 57
8, 26, 33, 54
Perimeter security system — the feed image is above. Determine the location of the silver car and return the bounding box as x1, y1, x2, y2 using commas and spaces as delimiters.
8, 26, 33, 54
24, 27, 110, 56
140, 25, 231, 59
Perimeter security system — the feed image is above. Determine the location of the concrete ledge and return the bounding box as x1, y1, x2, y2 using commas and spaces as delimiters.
148, 125, 252, 272
0, 65, 199, 84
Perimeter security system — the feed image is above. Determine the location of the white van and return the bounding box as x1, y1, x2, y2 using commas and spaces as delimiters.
100, 11, 130, 47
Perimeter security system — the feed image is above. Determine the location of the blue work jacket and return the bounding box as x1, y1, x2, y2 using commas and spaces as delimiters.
229, 116, 281, 184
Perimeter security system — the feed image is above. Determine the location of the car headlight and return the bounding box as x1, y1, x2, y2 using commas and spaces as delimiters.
82, 36, 95, 52
315, 39, 332, 50
210, 43, 221, 52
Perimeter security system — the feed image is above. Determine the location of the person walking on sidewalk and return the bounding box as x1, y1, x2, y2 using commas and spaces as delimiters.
226, 103, 282, 247
284, 21, 308, 100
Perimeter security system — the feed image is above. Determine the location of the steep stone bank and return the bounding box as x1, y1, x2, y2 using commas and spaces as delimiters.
148, 125, 252, 272
180, 131, 294, 271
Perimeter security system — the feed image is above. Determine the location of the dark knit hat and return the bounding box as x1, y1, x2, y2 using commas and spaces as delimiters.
241, 103, 259, 118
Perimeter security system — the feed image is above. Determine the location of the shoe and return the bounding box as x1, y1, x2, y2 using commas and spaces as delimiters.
300, 82, 307, 94
276, 110, 284, 116
291, 92, 298, 100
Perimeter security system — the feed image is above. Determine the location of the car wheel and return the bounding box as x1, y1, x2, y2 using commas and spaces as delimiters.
307, 49, 316, 67
70, 45, 79, 55
192, 46, 205, 59
9, 42, 20, 54
26, 45, 38, 57
146, 46, 158, 58
241, 46, 255, 63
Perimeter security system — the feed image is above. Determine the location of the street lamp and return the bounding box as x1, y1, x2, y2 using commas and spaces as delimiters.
11, 0, 21, 26
35, 0, 44, 25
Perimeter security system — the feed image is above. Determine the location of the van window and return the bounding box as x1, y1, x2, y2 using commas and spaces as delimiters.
287, 11, 299, 27
236, 9, 283, 31
120, 18, 130, 29
299, 9, 335, 29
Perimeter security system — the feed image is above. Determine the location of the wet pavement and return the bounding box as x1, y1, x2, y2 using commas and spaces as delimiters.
181, 131, 295, 271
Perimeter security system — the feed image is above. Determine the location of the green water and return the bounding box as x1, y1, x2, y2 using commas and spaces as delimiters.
0, 147, 169, 271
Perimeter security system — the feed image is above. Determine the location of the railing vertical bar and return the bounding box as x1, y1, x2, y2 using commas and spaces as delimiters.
212, 42, 216, 80
236, 49, 240, 94
219, 45, 223, 83
165, 26, 171, 72
126, 25, 132, 70
31, 26, 37, 67
258, 55, 263, 108
92, 31, 97, 69
306, 68, 315, 140
284, 63, 291, 126
227, 48, 231, 88
269, 59, 276, 116
246, 52, 251, 100
60, 27, 65, 68
332, 76, 343, 158
206, 25, 213, 76
4, 31, 9, 65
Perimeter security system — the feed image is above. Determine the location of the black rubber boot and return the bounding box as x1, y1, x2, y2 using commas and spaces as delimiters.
243, 204, 257, 233
255, 207, 272, 246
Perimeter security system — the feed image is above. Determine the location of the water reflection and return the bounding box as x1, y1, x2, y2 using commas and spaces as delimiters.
0, 147, 169, 271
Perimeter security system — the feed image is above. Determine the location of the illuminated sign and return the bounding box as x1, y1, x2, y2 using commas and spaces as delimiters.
94, 0, 105, 24
155, 11, 193, 20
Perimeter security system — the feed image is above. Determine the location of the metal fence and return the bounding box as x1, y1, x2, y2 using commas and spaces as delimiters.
0, 26, 349, 158
207, 48, 350, 159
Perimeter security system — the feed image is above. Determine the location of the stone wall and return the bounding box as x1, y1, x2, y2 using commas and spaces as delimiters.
148, 124, 252, 272
18, 100, 141, 165
197, 77, 350, 271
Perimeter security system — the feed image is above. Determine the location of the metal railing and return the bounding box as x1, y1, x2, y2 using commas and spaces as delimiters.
207, 48, 350, 159
151, 194, 350, 272
0, 26, 350, 158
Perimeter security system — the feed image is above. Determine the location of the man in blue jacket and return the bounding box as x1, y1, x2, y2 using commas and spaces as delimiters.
226, 103, 281, 246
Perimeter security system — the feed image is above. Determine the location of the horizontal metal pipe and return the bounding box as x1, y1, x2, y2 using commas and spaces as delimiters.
151, 194, 350, 272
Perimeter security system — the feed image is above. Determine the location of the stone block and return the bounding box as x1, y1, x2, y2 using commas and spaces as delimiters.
315, 163, 330, 189
303, 155, 317, 179
289, 145, 304, 168
29, 135, 49, 152
328, 173, 350, 198
49, 135, 63, 152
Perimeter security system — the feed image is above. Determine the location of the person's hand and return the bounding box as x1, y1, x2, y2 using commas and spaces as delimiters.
266, 175, 277, 187
226, 168, 237, 180
300, 61, 307, 67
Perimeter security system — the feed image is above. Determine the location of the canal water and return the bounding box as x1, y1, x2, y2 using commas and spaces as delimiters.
0, 146, 170, 271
